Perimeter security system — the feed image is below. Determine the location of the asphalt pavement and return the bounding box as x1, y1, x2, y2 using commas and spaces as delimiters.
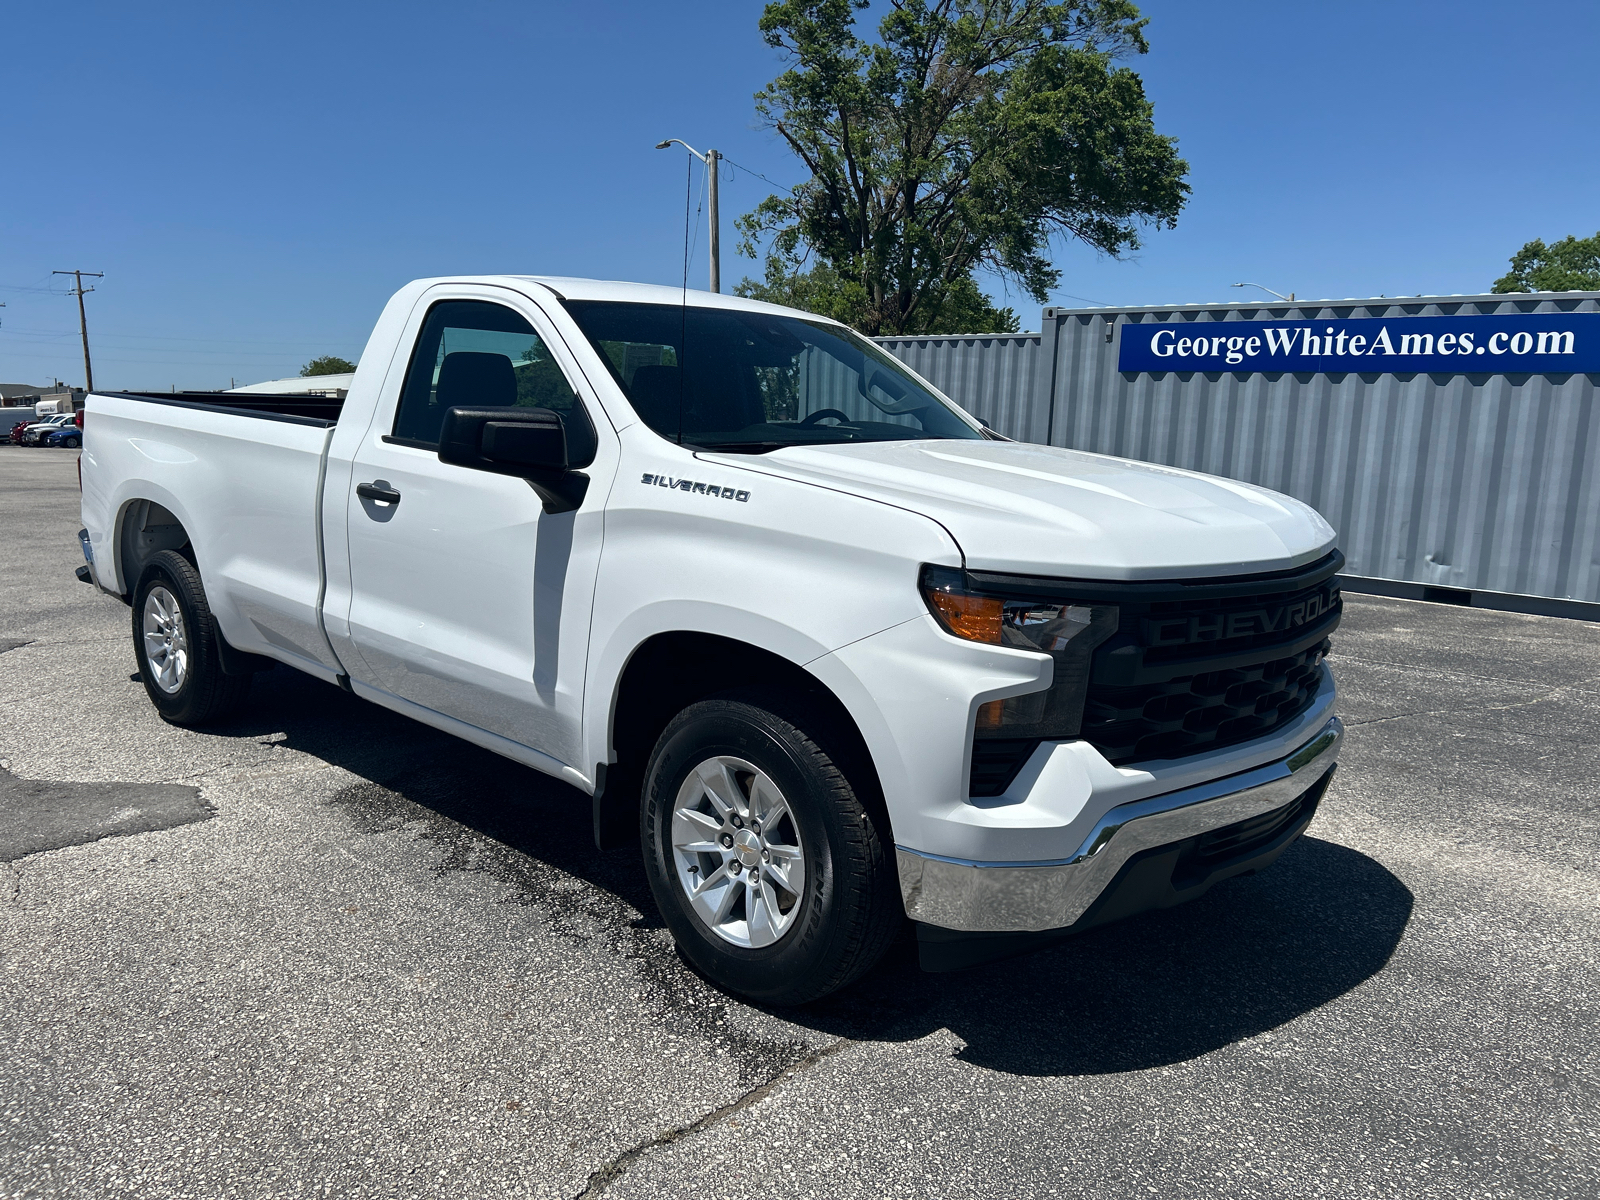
1, 443, 1595, 1199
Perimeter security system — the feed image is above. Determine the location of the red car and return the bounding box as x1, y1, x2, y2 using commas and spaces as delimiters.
8, 419, 31, 445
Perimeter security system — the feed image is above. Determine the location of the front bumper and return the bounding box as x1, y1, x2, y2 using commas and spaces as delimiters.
897, 715, 1342, 934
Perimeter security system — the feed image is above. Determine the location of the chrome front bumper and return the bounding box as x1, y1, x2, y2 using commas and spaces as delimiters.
896, 716, 1344, 933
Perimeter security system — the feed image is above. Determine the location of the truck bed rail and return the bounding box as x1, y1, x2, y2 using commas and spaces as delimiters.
98, 391, 343, 427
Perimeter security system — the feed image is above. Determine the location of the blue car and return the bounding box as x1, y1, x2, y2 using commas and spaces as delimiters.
43, 423, 82, 449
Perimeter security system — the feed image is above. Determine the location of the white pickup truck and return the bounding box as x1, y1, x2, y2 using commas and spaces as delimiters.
78, 276, 1343, 1002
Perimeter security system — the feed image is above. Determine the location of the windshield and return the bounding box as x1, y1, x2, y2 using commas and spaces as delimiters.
561, 300, 984, 451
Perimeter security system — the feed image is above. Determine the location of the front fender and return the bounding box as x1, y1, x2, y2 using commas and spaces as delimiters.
581, 442, 965, 782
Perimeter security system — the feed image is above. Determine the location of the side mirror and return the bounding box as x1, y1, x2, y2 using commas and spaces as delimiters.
439, 406, 567, 475
438, 406, 589, 514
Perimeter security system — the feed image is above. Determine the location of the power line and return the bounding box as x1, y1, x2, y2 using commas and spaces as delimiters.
687, 157, 708, 285
0, 274, 67, 295
0, 348, 323, 368
719, 156, 794, 193
0, 333, 357, 361
0, 323, 359, 346
0, 349, 345, 366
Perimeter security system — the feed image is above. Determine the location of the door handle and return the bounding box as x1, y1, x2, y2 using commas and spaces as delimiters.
356, 482, 401, 505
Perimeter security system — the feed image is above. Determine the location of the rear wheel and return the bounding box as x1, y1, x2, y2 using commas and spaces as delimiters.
132, 550, 250, 725
60, 435, 80, 448
641, 691, 900, 1005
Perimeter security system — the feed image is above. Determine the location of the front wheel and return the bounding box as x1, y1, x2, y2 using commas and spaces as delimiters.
132, 550, 250, 725
641, 691, 901, 1005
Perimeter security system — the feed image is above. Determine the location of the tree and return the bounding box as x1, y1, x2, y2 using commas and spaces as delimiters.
739, 259, 1021, 332
300, 355, 357, 376
516, 345, 582, 413
1492, 233, 1600, 294
735, 0, 1189, 336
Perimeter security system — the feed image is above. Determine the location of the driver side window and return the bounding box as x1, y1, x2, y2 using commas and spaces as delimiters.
392, 299, 597, 467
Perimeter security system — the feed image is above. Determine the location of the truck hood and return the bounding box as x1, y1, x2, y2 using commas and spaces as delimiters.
707, 439, 1336, 580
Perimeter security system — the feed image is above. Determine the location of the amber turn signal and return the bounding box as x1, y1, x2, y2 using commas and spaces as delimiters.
924, 588, 1003, 644
975, 699, 1005, 729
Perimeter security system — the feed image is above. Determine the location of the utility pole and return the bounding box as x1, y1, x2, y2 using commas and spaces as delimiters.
706, 149, 720, 294
655, 140, 721, 292
53, 270, 103, 392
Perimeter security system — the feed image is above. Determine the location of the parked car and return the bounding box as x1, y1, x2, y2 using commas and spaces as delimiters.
44, 423, 82, 449
79, 275, 1343, 1003
8, 419, 31, 445
21, 414, 76, 445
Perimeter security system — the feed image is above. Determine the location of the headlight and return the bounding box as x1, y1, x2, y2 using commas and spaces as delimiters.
920, 565, 1119, 742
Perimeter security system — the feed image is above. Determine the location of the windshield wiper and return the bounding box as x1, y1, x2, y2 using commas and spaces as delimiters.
691, 441, 789, 454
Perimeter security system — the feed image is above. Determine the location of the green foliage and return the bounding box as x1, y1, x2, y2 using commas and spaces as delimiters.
1492, 233, 1600, 294
737, 0, 1188, 336
516, 345, 582, 417
736, 261, 1020, 333
300, 355, 357, 376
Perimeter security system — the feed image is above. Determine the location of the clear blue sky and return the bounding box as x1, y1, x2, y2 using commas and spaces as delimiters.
4, 0, 1597, 390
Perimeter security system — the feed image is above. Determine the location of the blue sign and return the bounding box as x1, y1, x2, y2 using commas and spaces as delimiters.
1117, 312, 1600, 375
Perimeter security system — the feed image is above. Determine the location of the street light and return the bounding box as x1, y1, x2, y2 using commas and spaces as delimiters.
1231, 282, 1295, 302
656, 138, 721, 292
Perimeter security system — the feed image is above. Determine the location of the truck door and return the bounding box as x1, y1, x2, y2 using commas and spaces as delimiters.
341, 288, 607, 770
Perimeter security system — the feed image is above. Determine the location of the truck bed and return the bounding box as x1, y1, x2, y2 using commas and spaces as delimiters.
103, 391, 344, 426
83, 388, 346, 681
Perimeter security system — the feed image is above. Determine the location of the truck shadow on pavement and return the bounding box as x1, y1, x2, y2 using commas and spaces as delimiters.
221, 666, 1414, 1080
815, 836, 1414, 1076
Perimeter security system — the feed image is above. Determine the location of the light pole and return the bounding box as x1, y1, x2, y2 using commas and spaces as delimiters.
656, 139, 720, 292
1231, 282, 1295, 302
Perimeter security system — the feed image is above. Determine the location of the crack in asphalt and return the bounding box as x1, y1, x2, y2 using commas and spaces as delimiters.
1343, 680, 1589, 729
0, 638, 34, 655
1331, 648, 1600, 690
572, 1037, 853, 1199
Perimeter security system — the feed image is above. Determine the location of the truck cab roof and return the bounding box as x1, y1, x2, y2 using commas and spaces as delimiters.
416, 275, 828, 321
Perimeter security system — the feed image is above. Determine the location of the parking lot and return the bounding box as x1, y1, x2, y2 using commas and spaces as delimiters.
1, 442, 1595, 1199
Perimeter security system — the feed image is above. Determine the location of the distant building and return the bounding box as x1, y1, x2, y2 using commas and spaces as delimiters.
0, 382, 51, 405
226, 374, 354, 398
0, 384, 81, 415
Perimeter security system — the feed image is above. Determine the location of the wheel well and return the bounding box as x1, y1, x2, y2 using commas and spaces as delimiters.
593, 632, 888, 852
117, 499, 193, 598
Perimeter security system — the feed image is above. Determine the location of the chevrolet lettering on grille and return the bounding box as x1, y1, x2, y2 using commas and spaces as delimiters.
1141, 587, 1340, 647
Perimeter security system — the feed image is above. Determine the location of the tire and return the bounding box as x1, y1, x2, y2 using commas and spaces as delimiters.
132, 549, 251, 725
60, 436, 80, 448
641, 690, 900, 1005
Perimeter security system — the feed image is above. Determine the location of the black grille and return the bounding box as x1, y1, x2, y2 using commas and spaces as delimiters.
1083, 637, 1330, 765
965, 552, 1342, 788
1082, 560, 1340, 765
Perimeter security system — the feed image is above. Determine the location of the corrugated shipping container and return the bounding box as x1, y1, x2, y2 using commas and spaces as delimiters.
878, 292, 1600, 611
877, 332, 1047, 444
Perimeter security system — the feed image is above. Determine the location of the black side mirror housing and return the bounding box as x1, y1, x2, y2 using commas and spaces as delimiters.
438, 406, 589, 514
439, 406, 567, 474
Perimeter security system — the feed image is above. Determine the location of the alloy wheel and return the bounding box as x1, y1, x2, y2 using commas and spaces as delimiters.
670, 755, 806, 948
142, 585, 188, 694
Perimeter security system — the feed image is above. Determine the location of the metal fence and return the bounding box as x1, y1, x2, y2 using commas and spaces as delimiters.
879, 292, 1600, 614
